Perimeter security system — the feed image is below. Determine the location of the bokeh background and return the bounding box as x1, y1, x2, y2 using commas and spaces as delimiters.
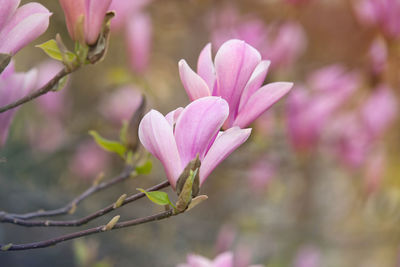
1, 0, 400, 266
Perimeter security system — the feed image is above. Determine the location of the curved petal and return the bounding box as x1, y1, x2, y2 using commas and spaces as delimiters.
165, 107, 184, 126
197, 43, 215, 92
213, 252, 234, 267
200, 127, 251, 185
238, 60, 270, 113
187, 254, 213, 267
84, 0, 112, 45
214, 39, 261, 125
0, 0, 20, 30
179, 59, 211, 101
138, 110, 182, 188
233, 82, 293, 128
59, 0, 85, 41
174, 97, 229, 168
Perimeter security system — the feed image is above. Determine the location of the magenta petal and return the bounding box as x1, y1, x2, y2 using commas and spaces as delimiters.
213, 252, 234, 267
238, 60, 270, 113
165, 107, 184, 126
138, 110, 182, 188
197, 43, 216, 92
214, 39, 261, 125
200, 127, 251, 185
234, 82, 293, 128
84, 0, 112, 45
174, 97, 229, 168
186, 254, 213, 266
0, 0, 19, 30
179, 59, 211, 101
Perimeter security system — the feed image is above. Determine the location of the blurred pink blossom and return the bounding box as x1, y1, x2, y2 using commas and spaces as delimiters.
354, 0, 400, 38
109, 0, 152, 73
248, 158, 276, 193
99, 86, 142, 124
59, 0, 112, 45
69, 140, 110, 179
0, 61, 37, 146
210, 7, 306, 70
179, 39, 293, 129
253, 111, 275, 136
139, 97, 251, 189
368, 37, 387, 76
178, 252, 234, 267
0, 0, 51, 55
293, 245, 321, 267
215, 225, 236, 253
27, 117, 67, 153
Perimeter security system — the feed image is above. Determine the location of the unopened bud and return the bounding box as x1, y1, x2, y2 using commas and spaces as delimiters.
113, 194, 127, 209
102, 215, 120, 231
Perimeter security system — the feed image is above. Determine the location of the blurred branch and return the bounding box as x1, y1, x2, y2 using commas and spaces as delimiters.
0, 209, 175, 251
0, 180, 170, 227
0, 67, 74, 113
0, 166, 135, 221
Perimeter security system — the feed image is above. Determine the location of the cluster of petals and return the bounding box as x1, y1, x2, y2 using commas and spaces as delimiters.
178, 251, 264, 267
286, 64, 360, 151
0, 62, 37, 146
354, 0, 400, 38
210, 6, 306, 70
59, 0, 112, 45
138, 96, 251, 189
0, 0, 51, 55
179, 39, 293, 130
109, 0, 152, 73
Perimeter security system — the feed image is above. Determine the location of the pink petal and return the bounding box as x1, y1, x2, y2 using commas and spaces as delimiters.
213, 252, 234, 267
84, 0, 112, 45
200, 127, 251, 185
126, 11, 152, 73
179, 59, 211, 101
214, 39, 261, 126
197, 43, 215, 92
138, 110, 182, 188
233, 82, 293, 128
165, 107, 184, 126
0, 3, 51, 55
0, 0, 19, 30
59, 0, 85, 41
174, 97, 229, 168
187, 254, 213, 267
238, 60, 270, 113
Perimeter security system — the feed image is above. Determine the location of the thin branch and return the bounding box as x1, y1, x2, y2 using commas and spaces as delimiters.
0, 166, 134, 221
1, 209, 175, 251
0, 180, 170, 227
0, 67, 74, 113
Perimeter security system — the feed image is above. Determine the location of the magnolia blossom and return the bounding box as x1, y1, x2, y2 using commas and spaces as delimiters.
354, 0, 400, 38
138, 97, 251, 189
109, 0, 152, 73
179, 39, 293, 130
0, 62, 37, 146
210, 7, 306, 70
99, 86, 142, 124
178, 251, 263, 267
59, 0, 112, 45
0, 0, 51, 55
369, 37, 387, 75
286, 65, 359, 152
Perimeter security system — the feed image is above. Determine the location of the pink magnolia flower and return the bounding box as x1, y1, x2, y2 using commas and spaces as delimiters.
70, 140, 110, 179
179, 39, 293, 130
99, 86, 142, 124
178, 252, 234, 267
354, 0, 400, 38
0, 61, 37, 146
109, 0, 152, 73
210, 7, 306, 70
0, 0, 51, 55
59, 0, 112, 45
138, 97, 251, 189
368, 37, 387, 76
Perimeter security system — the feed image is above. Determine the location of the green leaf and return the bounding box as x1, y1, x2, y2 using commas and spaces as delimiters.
36, 39, 76, 62
135, 160, 152, 175
137, 188, 173, 207
89, 130, 127, 158
119, 120, 129, 145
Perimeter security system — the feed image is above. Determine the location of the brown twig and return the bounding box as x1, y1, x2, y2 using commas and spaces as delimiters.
0, 166, 134, 221
0, 209, 175, 251
0, 180, 170, 227
0, 67, 74, 113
